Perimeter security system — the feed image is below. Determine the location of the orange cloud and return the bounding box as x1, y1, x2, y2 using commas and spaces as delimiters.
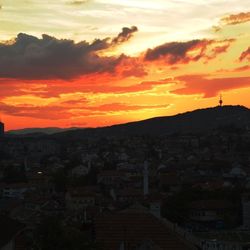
0, 99, 168, 120
172, 75, 250, 97
10, 78, 170, 98
221, 12, 250, 25
217, 65, 250, 73
239, 47, 250, 62
0, 24, 248, 130
0, 102, 71, 119
84, 103, 169, 112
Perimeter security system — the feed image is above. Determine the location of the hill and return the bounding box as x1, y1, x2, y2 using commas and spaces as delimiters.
7, 127, 79, 136
52, 105, 250, 139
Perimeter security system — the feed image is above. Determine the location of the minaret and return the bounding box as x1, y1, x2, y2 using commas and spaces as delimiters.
219, 94, 223, 107
87, 159, 91, 172
143, 160, 149, 197
24, 156, 29, 172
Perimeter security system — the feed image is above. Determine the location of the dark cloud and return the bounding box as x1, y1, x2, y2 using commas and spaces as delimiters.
221, 12, 250, 25
69, 0, 89, 5
144, 40, 207, 62
112, 26, 138, 45
0, 28, 139, 80
144, 39, 234, 64
212, 25, 222, 33
239, 47, 250, 61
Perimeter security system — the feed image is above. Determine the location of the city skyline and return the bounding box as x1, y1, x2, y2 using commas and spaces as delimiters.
0, 0, 249, 130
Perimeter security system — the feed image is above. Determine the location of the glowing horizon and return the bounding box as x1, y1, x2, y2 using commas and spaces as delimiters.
0, 0, 249, 130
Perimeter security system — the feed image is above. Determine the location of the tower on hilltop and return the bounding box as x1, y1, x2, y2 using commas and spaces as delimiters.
0, 118, 5, 137
219, 94, 223, 107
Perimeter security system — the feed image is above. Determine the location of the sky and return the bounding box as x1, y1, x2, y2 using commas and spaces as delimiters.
0, 0, 249, 130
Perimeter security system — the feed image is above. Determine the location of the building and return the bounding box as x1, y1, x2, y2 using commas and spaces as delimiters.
0, 183, 34, 199
242, 193, 250, 229
65, 187, 96, 211
95, 205, 197, 250
97, 170, 127, 186
196, 231, 250, 250
70, 160, 91, 177
0, 120, 4, 137
188, 200, 236, 230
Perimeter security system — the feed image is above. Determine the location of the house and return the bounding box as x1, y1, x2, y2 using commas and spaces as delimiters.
189, 200, 236, 230
95, 205, 197, 250
40, 199, 65, 216
11, 192, 46, 225
192, 180, 231, 191
65, 187, 96, 211
97, 170, 127, 186
135, 240, 162, 250
159, 173, 182, 192
195, 231, 250, 250
23, 191, 48, 211
70, 161, 91, 177
223, 163, 247, 180
11, 206, 42, 227
145, 194, 166, 219
230, 165, 247, 178
0, 183, 34, 199
117, 188, 144, 203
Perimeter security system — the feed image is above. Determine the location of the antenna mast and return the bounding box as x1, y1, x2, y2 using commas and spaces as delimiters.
219, 94, 223, 107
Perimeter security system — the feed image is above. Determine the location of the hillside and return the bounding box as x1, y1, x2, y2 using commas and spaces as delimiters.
52, 105, 250, 139
7, 127, 79, 136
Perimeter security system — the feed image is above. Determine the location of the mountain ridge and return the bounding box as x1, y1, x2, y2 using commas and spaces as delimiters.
7, 127, 80, 135
52, 105, 250, 139
6, 105, 250, 138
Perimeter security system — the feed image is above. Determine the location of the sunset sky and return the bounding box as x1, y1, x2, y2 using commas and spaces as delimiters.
0, 0, 250, 130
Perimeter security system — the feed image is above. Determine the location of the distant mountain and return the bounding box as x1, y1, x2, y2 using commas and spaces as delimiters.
7, 127, 79, 136
52, 105, 250, 139
6, 105, 250, 138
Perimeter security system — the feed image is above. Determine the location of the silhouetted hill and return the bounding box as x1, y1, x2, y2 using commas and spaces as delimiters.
7, 127, 79, 136
52, 105, 250, 139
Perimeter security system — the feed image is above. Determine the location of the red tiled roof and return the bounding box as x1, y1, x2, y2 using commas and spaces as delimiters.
95, 208, 196, 250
